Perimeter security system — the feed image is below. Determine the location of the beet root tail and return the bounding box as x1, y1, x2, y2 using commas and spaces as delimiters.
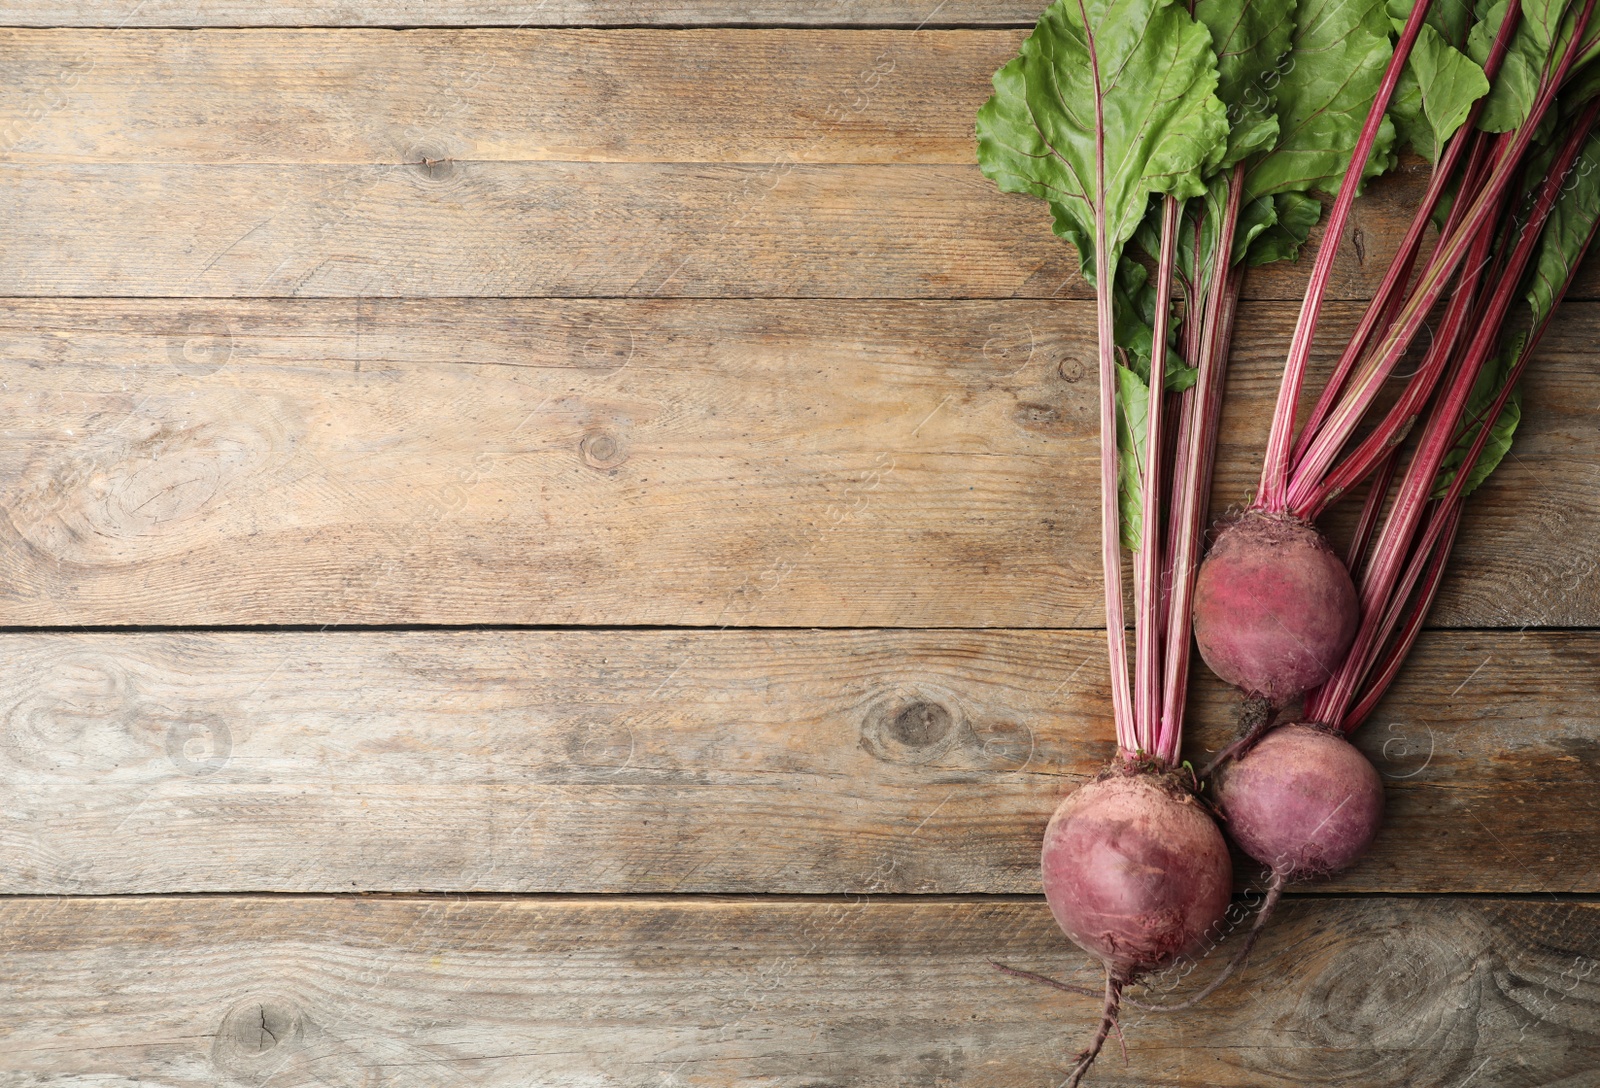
988, 960, 1104, 999
1064, 967, 1125, 1088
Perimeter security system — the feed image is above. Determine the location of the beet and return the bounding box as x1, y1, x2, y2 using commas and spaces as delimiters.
1192, 510, 1359, 704
1214, 722, 1384, 880
1042, 767, 1233, 974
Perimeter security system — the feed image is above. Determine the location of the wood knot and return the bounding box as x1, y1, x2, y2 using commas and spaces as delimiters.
0, 649, 241, 787
861, 684, 966, 764
890, 701, 952, 748
1012, 400, 1073, 436
9, 397, 297, 561
1057, 356, 1087, 383
1242, 912, 1487, 1083
212, 994, 304, 1075
404, 141, 463, 186
0, 651, 137, 775
579, 430, 628, 470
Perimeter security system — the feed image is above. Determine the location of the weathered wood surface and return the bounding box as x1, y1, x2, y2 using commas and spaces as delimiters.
1, 29, 1013, 164
3, 895, 1597, 1087
3, 12, 1597, 1082
0, 29, 1455, 300
0, 2, 1087, 27
0, 298, 1593, 627
0, 166, 1430, 301
4, 628, 1596, 895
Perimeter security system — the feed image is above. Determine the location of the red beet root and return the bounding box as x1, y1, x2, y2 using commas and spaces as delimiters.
1214, 723, 1384, 880
1193, 510, 1359, 704
1043, 768, 1233, 973
1039, 766, 1233, 1085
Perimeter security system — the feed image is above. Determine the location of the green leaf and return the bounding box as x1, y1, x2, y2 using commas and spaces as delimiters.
1203, 0, 1298, 104
1112, 254, 1159, 376
1389, 0, 1475, 47
1111, 253, 1198, 387
1388, 24, 1489, 160
1049, 201, 1100, 284
1227, 111, 1284, 165
975, 0, 1229, 272
1169, 170, 1318, 304
1116, 363, 1153, 550
1192, 0, 1296, 166
1562, 56, 1600, 102
1574, 9, 1600, 68
1246, 191, 1324, 264
1517, 0, 1572, 52
1433, 340, 1522, 498
1471, 0, 1574, 132
1528, 129, 1600, 325
1244, 0, 1398, 202
1159, 173, 1232, 301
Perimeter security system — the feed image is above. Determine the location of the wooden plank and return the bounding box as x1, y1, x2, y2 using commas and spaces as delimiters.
0, 2, 1042, 27
0, 298, 1594, 627
0, 297, 1085, 627
0, 163, 1429, 301
0, 29, 1445, 299
3, 895, 1596, 1086
3, 628, 1597, 895
0, 29, 1016, 165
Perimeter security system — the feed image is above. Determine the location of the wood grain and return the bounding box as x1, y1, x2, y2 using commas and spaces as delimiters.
3, 894, 1596, 1087
3, 628, 1597, 895
0, 297, 1086, 627
0, 298, 1593, 627
0, 29, 1453, 299
0, 29, 1016, 165
0, 2, 1044, 27
0, 161, 1433, 300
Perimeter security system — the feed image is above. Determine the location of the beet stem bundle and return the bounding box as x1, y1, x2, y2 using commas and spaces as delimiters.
1277, 0, 1593, 522
977, 1, 1243, 1079
1313, 98, 1600, 730
1206, 0, 1600, 970
977, 0, 1600, 1077
1255, 0, 1439, 514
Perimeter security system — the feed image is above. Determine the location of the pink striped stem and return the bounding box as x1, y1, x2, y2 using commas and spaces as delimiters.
1255, 0, 1437, 511
1289, 3, 1523, 465
1134, 195, 1183, 756
1284, 0, 1596, 517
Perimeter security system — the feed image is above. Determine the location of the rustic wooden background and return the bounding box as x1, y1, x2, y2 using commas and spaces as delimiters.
2, 4, 1598, 1085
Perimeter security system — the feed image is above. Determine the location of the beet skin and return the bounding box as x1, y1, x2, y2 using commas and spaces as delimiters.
1041, 768, 1233, 975
1215, 723, 1384, 880
1192, 510, 1359, 704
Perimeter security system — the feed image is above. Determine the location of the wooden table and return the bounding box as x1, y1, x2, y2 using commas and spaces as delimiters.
1, 4, 1597, 1085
